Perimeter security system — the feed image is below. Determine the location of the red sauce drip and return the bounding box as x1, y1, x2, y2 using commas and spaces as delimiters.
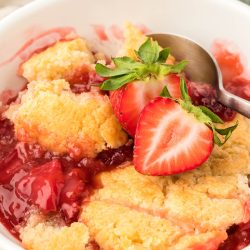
219, 223, 250, 250
87, 241, 101, 250
0, 118, 133, 237
93, 25, 108, 41
212, 41, 250, 101
0, 27, 77, 68
67, 65, 106, 94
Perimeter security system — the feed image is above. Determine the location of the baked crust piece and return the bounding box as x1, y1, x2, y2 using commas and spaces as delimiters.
20, 213, 89, 250
20, 38, 95, 82
5, 79, 128, 158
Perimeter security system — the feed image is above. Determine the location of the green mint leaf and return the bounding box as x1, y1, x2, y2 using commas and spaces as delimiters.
160, 86, 172, 98
199, 106, 224, 124
100, 73, 137, 90
180, 78, 191, 102
138, 38, 160, 64
169, 60, 188, 74
95, 63, 130, 77
158, 48, 170, 63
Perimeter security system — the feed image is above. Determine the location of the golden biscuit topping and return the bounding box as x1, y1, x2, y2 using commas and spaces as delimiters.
20, 38, 95, 82
5, 79, 128, 158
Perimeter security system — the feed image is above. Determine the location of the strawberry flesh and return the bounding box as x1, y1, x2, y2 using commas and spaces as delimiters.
16, 160, 64, 212
110, 74, 182, 136
134, 97, 213, 175
60, 167, 88, 223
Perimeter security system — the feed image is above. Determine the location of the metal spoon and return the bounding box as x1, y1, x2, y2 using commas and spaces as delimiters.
149, 33, 250, 118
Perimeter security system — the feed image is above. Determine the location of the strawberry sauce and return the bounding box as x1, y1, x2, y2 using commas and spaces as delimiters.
0, 118, 133, 237
0, 27, 77, 68
67, 66, 106, 93
212, 41, 250, 101
188, 81, 236, 121
218, 223, 250, 250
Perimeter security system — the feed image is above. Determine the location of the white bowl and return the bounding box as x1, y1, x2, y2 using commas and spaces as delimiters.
0, 0, 249, 249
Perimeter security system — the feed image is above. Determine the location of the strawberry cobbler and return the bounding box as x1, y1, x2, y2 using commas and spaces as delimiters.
0, 23, 249, 250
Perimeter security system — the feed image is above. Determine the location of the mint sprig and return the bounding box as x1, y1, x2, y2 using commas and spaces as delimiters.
161, 79, 238, 146
96, 38, 187, 91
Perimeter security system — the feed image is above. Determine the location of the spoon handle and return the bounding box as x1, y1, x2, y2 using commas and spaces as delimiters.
218, 90, 250, 118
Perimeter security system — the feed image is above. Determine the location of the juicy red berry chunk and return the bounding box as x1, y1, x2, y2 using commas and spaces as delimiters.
78, 158, 106, 176
97, 145, 133, 167
187, 81, 236, 122
68, 68, 105, 94
60, 168, 88, 223
16, 142, 51, 166
0, 116, 133, 236
87, 241, 101, 250
16, 160, 64, 212
0, 119, 16, 164
0, 151, 23, 184
218, 222, 250, 250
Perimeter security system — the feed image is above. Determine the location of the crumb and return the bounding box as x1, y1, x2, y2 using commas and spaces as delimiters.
20, 213, 89, 250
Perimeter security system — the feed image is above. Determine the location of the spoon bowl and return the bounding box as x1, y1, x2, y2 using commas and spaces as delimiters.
150, 33, 250, 118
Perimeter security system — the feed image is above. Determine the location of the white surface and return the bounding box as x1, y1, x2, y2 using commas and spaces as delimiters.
0, 0, 249, 249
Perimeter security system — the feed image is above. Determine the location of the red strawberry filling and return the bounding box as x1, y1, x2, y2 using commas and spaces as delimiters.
187, 81, 236, 122
59, 167, 88, 223
218, 223, 250, 250
66, 65, 106, 94
16, 160, 64, 212
0, 118, 133, 237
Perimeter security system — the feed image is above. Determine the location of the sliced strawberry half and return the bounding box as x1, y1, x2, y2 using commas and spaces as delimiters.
110, 74, 182, 136
134, 97, 213, 175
